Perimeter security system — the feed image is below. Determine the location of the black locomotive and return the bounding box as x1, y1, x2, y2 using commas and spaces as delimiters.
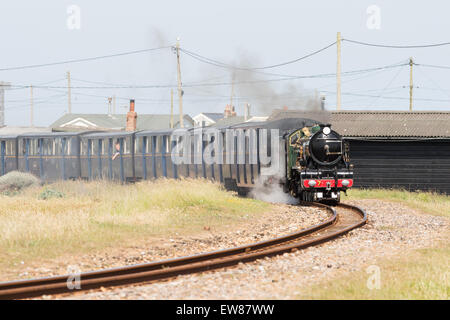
0, 118, 353, 203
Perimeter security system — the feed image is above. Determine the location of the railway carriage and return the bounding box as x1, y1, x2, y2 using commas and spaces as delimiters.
80, 131, 136, 182
135, 129, 177, 180
17, 132, 82, 181
0, 135, 18, 175
222, 118, 320, 195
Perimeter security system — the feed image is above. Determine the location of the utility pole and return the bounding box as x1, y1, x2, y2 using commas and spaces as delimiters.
170, 89, 174, 128
176, 38, 184, 128
409, 57, 414, 111
30, 85, 34, 127
113, 95, 116, 114
67, 71, 72, 114
336, 32, 342, 111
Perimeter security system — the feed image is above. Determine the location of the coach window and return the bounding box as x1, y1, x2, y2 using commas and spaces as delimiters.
165, 136, 170, 153
122, 138, 127, 154
66, 139, 72, 156
21, 140, 26, 155
101, 139, 108, 155
6, 140, 16, 156
32, 139, 39, 155
154, 136, 160, 153
91, 139, 98, 156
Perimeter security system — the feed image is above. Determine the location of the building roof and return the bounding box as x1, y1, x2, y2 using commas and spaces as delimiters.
50, 113, 194, 132
268, 109, 332, 124
201, 113, 224, 122
331, 111, 450, 138
211, 116, 246, 128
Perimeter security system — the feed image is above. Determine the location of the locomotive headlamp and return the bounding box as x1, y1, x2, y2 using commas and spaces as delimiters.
308, 180, 317, 187
323, 127, 331, 135
342, 179, 350, 187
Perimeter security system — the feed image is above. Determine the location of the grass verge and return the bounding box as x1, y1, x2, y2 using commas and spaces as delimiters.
346, 188, 450, 217
0, 179, 270, 268
297, 245, 449, 300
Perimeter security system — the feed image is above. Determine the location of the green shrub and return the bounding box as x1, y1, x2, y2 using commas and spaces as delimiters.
0, 171, 40, 193
38, 188, 65, 200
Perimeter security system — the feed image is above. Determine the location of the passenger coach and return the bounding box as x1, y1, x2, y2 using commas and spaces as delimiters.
17, 132, 82, 181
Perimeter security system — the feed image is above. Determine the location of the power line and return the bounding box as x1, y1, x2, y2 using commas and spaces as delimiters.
179, 41, 337, 70
322, 90, 450, 102
415, 63, 450, 70
8, 61, 407, 90
0, 46, 171, 72
343, 38, 450, 48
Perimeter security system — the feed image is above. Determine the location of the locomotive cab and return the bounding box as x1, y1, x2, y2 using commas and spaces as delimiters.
287, 124, 353, 204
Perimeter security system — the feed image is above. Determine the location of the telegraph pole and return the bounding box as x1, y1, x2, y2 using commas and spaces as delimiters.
113, 95, 116, 114
67, 71, 72, 114
30, 85, 34, 127
170, 89, 174, 128
336, 32, 342, 111
409, 57, 414, 111
176, 38, 184, 128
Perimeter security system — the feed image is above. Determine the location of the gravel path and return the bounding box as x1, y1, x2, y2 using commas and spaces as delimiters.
54, 199, 449, 300
3, 204, 328, 282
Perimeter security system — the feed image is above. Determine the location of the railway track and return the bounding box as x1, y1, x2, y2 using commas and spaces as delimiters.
0, 202, 366, 300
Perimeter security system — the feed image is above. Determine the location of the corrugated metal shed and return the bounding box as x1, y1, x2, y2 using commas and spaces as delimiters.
331, 111, 450, 138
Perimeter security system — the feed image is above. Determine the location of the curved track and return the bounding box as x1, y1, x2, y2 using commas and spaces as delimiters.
0, 203, 366, 300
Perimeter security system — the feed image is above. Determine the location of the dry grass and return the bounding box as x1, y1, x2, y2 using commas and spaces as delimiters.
0, 179, 270, 267
346, 188, 450, 217
298, 245, 450, 300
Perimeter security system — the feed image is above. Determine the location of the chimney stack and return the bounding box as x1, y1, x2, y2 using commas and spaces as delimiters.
224, 104, 237, 118
126, 99, 137, 131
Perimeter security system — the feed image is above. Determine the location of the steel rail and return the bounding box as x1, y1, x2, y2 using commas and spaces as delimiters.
0, 202, 366, 300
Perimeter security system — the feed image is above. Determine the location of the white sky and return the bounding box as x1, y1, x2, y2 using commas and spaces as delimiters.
0, 0, 449, 126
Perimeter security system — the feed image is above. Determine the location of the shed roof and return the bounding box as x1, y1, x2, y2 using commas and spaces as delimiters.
331, 111, 450, 138
268, 109, 331, 124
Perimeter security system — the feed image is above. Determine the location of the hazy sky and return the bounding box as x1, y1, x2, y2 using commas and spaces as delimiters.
0, 0, 449, 126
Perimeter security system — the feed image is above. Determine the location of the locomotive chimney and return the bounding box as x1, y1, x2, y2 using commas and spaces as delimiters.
126, 99, 137, 131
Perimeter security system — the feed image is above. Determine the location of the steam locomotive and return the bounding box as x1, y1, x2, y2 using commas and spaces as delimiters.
0, 118, 353, 203
285, 123, 353, 203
